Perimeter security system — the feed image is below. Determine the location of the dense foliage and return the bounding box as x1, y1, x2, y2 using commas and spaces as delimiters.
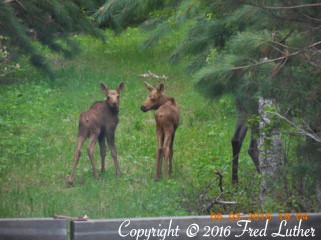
0, 0, 104, 77
0, 0, 320, 217
95, 0, 321, 210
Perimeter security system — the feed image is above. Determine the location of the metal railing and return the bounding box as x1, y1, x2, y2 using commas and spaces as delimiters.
1, 213, 320, 240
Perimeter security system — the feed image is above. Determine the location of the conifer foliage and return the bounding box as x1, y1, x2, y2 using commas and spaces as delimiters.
95, 0, 321, 143
93, 0, 168, 31
95, 0, 321, 208
187, 1, 321, 156
0, 0, 104, 77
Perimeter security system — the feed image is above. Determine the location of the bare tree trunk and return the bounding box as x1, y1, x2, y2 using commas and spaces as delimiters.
258, 98, 284, 201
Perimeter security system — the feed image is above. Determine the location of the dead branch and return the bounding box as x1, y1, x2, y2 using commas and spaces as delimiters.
138, 70, 169, 80
208, 199, 237, 205
203, 192, 237, 212
4, 0, 26, 10
215, 170, 224, 193
201, 171, 237, 212
266, 111, 321, 142
53, 214, 89, 221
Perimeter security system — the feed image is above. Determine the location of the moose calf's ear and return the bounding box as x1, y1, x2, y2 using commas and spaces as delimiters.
157, 83, 164, 93
144, 81, 155, 92
118, 82, 125, 93
99, 82, 109, 94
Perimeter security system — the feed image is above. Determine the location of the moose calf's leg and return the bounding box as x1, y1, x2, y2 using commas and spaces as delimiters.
98, 136, 106, 173
163, 128, 175, 178
163, 147, 170, 179
87, 135, 99, 179
168, 132, 176, 175
168, 148, 173, 176
106, 133, 121, 177
155, 148, 163, 181
68, 136, 86, 185
155, 128, 164, 181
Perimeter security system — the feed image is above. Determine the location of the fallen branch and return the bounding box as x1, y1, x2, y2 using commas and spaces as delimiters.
203, 194, 237, 213
53, 214, 89, 221
209, 200, 237, 205
138, 70, 169, 80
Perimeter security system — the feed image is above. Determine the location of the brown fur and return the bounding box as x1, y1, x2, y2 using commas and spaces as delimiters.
141, 82, 180, 181
68, 82, 125, 185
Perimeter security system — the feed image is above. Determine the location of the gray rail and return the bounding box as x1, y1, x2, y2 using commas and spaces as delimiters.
0, 218, 67, 240
1, 213, 321, 240
71, 213, 321, 240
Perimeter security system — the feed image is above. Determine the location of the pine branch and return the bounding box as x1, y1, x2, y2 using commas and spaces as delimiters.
297, 9, 321, 23
235, 0, 320, 25
261, 3, 321, 10
231, 40, 321, 71
237, 0, 321, 10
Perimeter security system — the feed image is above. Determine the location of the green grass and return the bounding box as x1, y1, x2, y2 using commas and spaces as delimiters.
0, 28, 259, 218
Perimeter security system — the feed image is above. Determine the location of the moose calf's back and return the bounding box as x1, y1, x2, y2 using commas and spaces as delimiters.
155, 99, 180, 129
78, 101, 119, 138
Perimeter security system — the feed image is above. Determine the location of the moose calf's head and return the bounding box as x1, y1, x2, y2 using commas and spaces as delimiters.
100, 82, 125, 110
141, 82, 165, 112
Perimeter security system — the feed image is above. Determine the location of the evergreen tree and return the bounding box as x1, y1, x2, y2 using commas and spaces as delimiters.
0, 0, 105, 77
94, 0, 321, 208
177, 0, 321, 205
93, 0, 168, 32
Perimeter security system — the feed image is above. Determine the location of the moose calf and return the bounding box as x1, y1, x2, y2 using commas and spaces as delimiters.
141, 82, 180, 181
68, 82, 125, 185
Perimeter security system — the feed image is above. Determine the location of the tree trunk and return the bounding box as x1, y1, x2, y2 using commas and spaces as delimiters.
258, 98, 284, 201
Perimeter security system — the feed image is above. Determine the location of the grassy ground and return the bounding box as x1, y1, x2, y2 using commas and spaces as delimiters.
0, 28, 258, 218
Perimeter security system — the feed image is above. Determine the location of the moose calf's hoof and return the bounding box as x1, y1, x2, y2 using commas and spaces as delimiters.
68, 180, 74, 187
